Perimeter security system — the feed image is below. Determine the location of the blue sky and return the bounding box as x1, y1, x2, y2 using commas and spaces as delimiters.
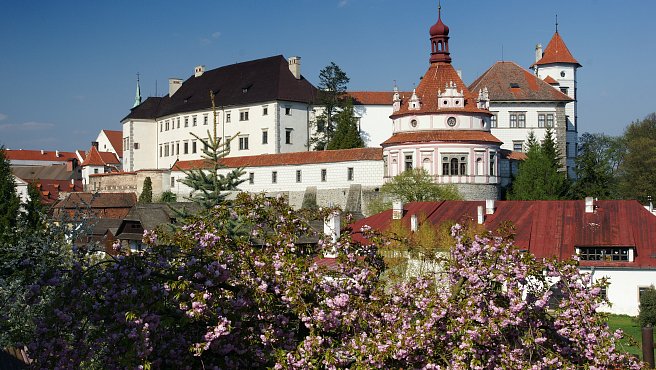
0, 0, 654, 152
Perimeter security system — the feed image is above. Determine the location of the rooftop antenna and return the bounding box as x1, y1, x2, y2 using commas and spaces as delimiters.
555, 14, 559, 32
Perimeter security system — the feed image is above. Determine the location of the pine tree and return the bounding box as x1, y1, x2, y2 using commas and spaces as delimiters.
508, 144, 566, 200
525, 130, 540, 152
541, 127, 561, 170
138, 177, 153, 203
326, 99, 364, 150
179, 91, 245, 209
0, 147, 20, 243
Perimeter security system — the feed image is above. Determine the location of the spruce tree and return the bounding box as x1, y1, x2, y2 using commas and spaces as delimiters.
311, 62, 350, 150
180, 91, 245, 209
139, 177, 153, 203
508, 144, 566, 200
541, 127, 561, 170
0, 147, 20, 242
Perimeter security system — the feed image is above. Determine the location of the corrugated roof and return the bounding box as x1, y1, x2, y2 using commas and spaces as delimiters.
4, 149, 78, 162
173, 147, 382, 171
102, 130, 123, 155
123, 55, 317, 121
393, 62, 489, 117
381, 130, 502, 146
532, 32, 581, 67
468, 61, 572, 102
350, 200, 656, 268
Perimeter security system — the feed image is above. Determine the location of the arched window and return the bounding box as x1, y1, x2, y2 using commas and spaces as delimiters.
422, 157, 432, 174
476, 158, 483, 175
450, 158, 459, 175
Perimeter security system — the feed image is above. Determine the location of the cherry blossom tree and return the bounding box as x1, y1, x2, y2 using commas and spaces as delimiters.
26, 193, 643, 369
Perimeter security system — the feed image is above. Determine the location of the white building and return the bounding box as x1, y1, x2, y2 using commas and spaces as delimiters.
121, 55, 317, 172
380, 7, 502, 200
95, 130, 123, 162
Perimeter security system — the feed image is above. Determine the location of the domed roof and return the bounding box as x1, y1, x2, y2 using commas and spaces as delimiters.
430, 14, 449, 36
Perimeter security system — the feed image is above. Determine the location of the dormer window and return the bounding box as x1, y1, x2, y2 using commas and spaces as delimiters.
576, 247, 634, 262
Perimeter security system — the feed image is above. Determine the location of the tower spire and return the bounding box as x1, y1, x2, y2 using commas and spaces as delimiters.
555, 14, 559, 33
429, 1, 451, 63
133, 73, 142, 108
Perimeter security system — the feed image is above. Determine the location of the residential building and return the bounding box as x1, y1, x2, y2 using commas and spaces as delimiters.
96, 129, 123, 162
349, 198, 656, 316
121, 55, 317, 172
80, 143, 121, 190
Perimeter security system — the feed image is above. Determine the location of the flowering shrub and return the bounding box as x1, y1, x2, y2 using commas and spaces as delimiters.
26, 193, 642, 369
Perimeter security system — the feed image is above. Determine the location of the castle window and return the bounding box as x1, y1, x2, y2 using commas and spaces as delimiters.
226, 113, 231, 123
577, 247, 633, 262
272, 171, 277, 184
560, 87, 569, 95
239, 136, 249, 150
193, 116, 197, 126
441, 154, 467, 176
404, 154, 413, 171
285, 128, 293, 144
513, 141, 524, 152
321, 169, 327, 182
239, 110, 249, 121
489, 153, 496, 176
249, 172, 254, 185
285, 106, 292, 116
263, 106, 268, 116
490, 114, 497, 128
296, 170, 302, 183
510, 112, 525, 128
546, 114, 554, 128
347, 167, 354, 181
184, 116, 189, 127
204, 115, 208, 125
262, 130, 268, 144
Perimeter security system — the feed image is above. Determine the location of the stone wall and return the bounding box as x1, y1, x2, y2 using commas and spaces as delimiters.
453, 183, 499, 201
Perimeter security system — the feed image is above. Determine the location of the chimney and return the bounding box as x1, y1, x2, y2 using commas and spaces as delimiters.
456, 69, 462, 79
324, 211, 341, 243
66, 159, 73, 171
392, 200, 404, 220
56, 150, 60, 157
92, 141, 99, 150
288, 56, 301, 79
485, 199, 495, 215
585, 197, 595, 213
194, 65, 205, 78
477, 205, 484, 224
535, 43, 543, 63
410, 214, 418, 232
40, 150, 44, 155
169, 78, 183, 96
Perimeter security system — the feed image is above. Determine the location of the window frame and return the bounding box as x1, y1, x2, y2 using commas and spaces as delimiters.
296, 170, 302, 183
239, 136, 249, 150
347, 167, 354, 181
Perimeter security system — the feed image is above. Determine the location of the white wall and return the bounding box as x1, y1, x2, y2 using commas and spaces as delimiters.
582, 267, 656, 316
169, 159, 384, 198
96, 131, 119, 158
354, 104, 394, 147
123, 119, 158, 172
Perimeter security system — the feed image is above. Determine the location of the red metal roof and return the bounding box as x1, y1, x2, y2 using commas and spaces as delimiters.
102, 130, 123, 155
532, 32, 581, 67
393, 63, 490, 117
173, 147, 382, 171
350, 200, 656, 268
381, 130, 502, 146
4, 149, 78, 162
81, 146, 120, 166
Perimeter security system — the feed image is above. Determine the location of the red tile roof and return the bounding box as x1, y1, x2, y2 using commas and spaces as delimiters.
33, 179, 83, 204
532, 32, 581, 67
347, 91, 412, 106
173, 148, 382, 171
501, 150, 528, 161
81, 146, 120, 167
102, 130, 123, 155
350, 200, 656, 268
543, 75, 559, 85
4, 149, 78, 162
393, 62, 489, 117
381, 130, 502, 146
468, 61, 572, 102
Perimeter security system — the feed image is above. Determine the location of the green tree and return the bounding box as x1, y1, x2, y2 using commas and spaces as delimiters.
525, 130, 540, 152
382, 168, 461, 203
158, 190, 177, 203
508, 143, 567, 200
326, 99, 364, 150
180, 91, 245, 209
618, 113, 656, 202
0, 147, 20, 243
138, 176, 153, 203
312, 62, 350, 150
20, 182, 45, 230
639, 286, 656, 328
569, 133, 622, 199
541, 127, 561, 169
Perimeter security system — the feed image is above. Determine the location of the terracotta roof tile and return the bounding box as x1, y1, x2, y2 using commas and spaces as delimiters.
81, 146, 120, 167
469, 62, 572, 102
347, 91, 412, 105
393, 62, 489, 116
350, 200, 656, 268
33, 179, 83, 204
500, 150, 528, 161
4, 149, 78, 162
543, 75, 559, 85
533, 32, 581, 67
381, 130, 502, 146
102, 130, 123, 155
173, 147, 382, 171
